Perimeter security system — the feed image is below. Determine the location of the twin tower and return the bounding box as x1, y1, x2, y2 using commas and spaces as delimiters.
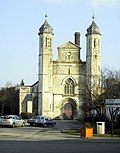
20, 15, 101, 120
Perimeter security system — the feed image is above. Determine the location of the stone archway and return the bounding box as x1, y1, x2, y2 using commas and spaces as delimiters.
61, 98, 77, 120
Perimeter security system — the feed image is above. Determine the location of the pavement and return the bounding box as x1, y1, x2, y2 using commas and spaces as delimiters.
0, 120, 120, 143
61, 132, 120, 143
0, 129, 120, 143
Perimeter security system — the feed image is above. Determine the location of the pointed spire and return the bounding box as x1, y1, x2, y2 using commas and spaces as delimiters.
86, 15, 100, 35
38, 14, 53, 35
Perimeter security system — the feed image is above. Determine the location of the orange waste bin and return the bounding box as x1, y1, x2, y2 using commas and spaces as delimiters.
81, 127, 93, 138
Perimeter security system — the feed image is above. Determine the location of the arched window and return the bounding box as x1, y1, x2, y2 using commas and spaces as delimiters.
64, 78, 74, 95
46, 37, 47, 46
89, 39, 91, 49
94, 38, 96, 47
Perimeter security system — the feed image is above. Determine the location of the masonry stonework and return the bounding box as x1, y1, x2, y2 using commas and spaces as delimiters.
19, 16, 101, 120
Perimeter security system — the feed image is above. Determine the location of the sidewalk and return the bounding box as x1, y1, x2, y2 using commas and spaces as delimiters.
79, 136, 120, 143
61, 130, 120, 143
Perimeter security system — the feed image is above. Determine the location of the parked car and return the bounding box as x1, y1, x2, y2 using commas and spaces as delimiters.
0, 116, 5, 119
0, 115, 25, 128
27, 116, 38, 126
27, 116, 56, 127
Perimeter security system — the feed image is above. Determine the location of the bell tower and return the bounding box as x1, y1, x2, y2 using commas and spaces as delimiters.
38, 15, 54, 115
86, 16, 101, 92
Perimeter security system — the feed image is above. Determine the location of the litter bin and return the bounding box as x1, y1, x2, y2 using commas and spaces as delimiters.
81, 127, 93, 138
96, 122, 105, 134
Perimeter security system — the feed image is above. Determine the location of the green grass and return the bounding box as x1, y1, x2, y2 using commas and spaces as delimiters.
61, 129, 80, 135
61, 129, 120, 137
93, 134, 111, 137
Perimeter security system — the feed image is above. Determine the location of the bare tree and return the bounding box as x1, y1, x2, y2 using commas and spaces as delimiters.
101, 68, 120, 99
81, 81, 105, 121
81, 68, 120, 121
0, 88, 7, 115
0, 85, 19, 115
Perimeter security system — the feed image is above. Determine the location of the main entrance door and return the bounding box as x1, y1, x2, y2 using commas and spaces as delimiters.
64, 103, 73, 120
62, 98, 77, 120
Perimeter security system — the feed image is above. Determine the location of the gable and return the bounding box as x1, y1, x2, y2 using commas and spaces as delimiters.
58, 41, 80, 49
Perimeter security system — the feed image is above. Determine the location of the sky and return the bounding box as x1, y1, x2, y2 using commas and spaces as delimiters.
0, 0, 120, 87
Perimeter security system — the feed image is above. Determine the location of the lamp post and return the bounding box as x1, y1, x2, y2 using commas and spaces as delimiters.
111, 107, 114, 137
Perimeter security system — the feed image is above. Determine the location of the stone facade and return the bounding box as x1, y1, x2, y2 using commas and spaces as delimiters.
19, 16, 101, 120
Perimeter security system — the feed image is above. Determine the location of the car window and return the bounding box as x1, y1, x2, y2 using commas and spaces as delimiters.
0, 116, 5, 119
6, 116, 12, 119
5, 116, 8, 119
32, 116, 37, 119
40, 117, 44, 122
16, 116, 21, 120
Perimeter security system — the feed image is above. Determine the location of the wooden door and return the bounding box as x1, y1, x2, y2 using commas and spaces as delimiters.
64, 103, 73, 120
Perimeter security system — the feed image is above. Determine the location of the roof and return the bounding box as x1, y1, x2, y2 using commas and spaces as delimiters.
87, 20, 100, 35
58, 41, 80, 49
38, 19, 53, 35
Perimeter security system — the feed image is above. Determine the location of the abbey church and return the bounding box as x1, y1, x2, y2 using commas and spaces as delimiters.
19, 15, 101, 120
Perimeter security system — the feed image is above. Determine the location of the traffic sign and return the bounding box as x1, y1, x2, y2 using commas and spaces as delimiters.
105, 99, 120, 108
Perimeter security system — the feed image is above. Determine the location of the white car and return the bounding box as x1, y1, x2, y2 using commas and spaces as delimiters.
0, 115, 25, 128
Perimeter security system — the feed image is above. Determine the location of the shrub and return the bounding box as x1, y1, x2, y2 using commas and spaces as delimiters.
20, 112, 35, 119
113, 129, 120, 136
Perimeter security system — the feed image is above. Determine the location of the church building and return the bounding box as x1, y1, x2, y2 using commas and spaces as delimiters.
19, 15, 101, 120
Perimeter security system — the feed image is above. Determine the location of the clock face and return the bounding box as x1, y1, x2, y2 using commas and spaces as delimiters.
67, 52, 71, 56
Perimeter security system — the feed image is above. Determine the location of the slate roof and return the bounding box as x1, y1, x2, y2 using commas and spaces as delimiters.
38, 19, 53, 35
87, 20, 100, 35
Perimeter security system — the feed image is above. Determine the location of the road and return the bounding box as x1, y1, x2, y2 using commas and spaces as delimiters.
0, 140, 120, 153
0, 120, 120, 153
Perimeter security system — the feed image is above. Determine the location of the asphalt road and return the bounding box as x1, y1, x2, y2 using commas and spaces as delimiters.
0, 120, 120, 153
0, 140, 120, 153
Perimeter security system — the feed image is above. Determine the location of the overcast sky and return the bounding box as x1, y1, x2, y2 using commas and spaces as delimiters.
0, 0, 120, 87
